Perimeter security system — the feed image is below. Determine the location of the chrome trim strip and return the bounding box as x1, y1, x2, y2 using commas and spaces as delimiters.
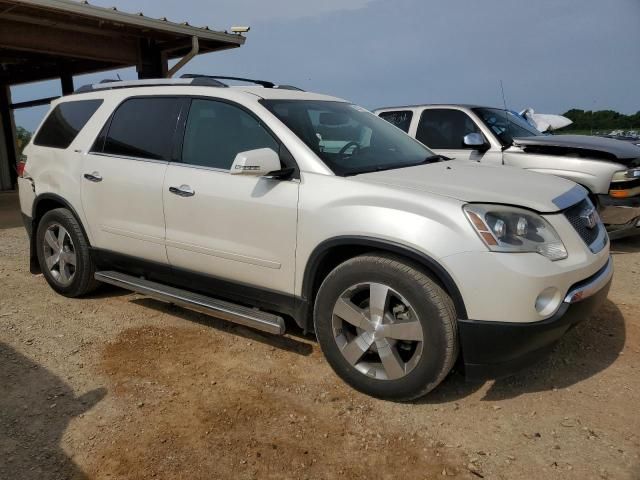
168, 162, 229, 174
564, 256, 613, 304
587, 224, 609, 254
89, 152, 169, 165
166, 162, 302, 182
552, 184, 588, 210
95, 271, 286, 335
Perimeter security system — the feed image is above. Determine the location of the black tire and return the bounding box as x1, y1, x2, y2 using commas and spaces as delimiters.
36, 208, 99, 297
314, 253, 458, 401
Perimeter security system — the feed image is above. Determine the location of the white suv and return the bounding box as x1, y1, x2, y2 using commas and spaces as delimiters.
18, 76, 612, 400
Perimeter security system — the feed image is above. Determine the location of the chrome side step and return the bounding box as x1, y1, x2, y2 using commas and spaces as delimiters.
95, 271, 286, 335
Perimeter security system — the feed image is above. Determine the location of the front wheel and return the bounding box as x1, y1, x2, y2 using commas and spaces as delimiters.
314, 254, 458, 401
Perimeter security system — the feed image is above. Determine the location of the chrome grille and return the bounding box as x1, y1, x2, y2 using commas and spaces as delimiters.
563, 198, 605, 251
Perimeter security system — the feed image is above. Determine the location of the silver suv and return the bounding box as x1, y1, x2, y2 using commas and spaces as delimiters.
375, 104, 640, 239
18, 76, 612, 400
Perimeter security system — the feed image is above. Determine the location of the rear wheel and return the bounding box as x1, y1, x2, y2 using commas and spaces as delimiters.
36, 208, 99, 297
314, 254, 458, 401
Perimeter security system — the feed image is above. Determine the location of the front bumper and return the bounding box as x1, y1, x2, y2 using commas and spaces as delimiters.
458, 256, 613, 380
598, 194, 640, 239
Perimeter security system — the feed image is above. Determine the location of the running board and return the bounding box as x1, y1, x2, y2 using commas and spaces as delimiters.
95, 271, 286, 335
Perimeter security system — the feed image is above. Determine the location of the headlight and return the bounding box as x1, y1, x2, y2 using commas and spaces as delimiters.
610, 168, 640, 198
463, 204, 568, 261
612, 168, 640, 182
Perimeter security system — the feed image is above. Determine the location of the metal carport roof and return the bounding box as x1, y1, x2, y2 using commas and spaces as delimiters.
0, 0, 247, 190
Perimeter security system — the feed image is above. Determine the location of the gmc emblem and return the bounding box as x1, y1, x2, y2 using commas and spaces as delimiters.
581, 207, 598, 229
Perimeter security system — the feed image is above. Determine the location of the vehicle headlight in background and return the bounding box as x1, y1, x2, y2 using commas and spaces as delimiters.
610, 168, 640, 198
463, 204, 568, 261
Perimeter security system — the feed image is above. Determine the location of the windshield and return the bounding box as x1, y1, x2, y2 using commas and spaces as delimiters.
261, 100, 436, 176
473, 107, 543, 146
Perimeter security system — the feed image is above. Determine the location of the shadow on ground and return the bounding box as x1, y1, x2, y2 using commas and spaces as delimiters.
610, 236, 640, 254
421, 299, 626, 403
0, 342, 106, 480
131, 297, 314, 356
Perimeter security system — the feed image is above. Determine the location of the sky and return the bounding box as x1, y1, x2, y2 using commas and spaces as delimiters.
11, 0, 640, 132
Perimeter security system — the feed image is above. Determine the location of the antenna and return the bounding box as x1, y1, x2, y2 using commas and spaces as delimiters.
499, 80, 512, 158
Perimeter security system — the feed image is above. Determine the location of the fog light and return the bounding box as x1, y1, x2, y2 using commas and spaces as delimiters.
535, 287, 561, 316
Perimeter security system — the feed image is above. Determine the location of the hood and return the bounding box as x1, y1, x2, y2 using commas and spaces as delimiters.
354, 160, 584, 213
512, 135, 640, 167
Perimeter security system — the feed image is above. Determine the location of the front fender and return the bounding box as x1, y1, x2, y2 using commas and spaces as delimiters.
301, 236, 469, 321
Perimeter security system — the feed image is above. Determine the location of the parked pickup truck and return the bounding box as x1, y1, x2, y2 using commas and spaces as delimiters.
374, 104, 640, 239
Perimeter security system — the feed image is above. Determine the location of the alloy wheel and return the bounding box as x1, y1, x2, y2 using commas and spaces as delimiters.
42, 223, 77, 286
331, 282, 424, 380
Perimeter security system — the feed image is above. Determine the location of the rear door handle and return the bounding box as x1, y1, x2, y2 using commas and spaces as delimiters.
169, 185, 195, 197
84, 172, 102, 182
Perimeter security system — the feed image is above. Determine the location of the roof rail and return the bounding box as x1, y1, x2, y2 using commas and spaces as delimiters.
74, 75, 303, 94
180, 74, 304, 91
74, 76, 226, 93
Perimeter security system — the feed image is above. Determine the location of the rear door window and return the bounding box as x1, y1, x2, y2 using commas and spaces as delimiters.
378, 110, 413, 133
34, 100, 103, 149
95, 97, 182, 161
417, 109, 482, 149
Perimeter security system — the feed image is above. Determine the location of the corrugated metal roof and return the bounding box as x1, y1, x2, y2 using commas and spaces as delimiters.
6, 0, 246, 46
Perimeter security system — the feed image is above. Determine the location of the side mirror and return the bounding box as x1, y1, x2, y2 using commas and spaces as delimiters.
463, 133, 487, 150
230, 148, 281, 176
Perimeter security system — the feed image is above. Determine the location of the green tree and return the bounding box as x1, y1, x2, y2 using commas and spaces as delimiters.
562, 109, 640, 133
15, 126, 32, 158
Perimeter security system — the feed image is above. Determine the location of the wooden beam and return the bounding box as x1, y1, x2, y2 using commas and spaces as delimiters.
10, 96, 59, 109
0, 19, 138, 64
0, 60, 124, 85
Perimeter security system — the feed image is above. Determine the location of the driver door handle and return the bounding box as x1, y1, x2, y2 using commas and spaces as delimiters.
169, 185, 195, 197
83, 172, 102, 182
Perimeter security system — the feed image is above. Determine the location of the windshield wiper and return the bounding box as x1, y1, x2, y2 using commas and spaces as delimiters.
344, 155, 452, 176
344, 165, 403, 176
420, 154, 451, 163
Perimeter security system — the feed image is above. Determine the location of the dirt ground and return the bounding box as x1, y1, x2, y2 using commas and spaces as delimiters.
1, 191, 639, 480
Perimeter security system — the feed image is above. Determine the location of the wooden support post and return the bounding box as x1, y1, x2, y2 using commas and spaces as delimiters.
60, 73, 74, 95
0, 85, 17, 190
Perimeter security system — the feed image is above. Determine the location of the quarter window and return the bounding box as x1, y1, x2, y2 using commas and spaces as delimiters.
378, 110, 413, 133
97, 97, 182, 161
34, 100, 103, 149
417, 109, 482, 149
181, 99, 279, 170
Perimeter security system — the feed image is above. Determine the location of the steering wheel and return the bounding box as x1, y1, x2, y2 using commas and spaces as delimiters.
338, 141, 360, 159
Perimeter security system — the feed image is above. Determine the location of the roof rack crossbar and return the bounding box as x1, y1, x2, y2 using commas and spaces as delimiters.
181, 74, 275, 88
181, 74, 304, 91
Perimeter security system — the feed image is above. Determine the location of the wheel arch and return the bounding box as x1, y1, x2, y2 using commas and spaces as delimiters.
300, 236, 468, 331
29, 193, 91, 274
